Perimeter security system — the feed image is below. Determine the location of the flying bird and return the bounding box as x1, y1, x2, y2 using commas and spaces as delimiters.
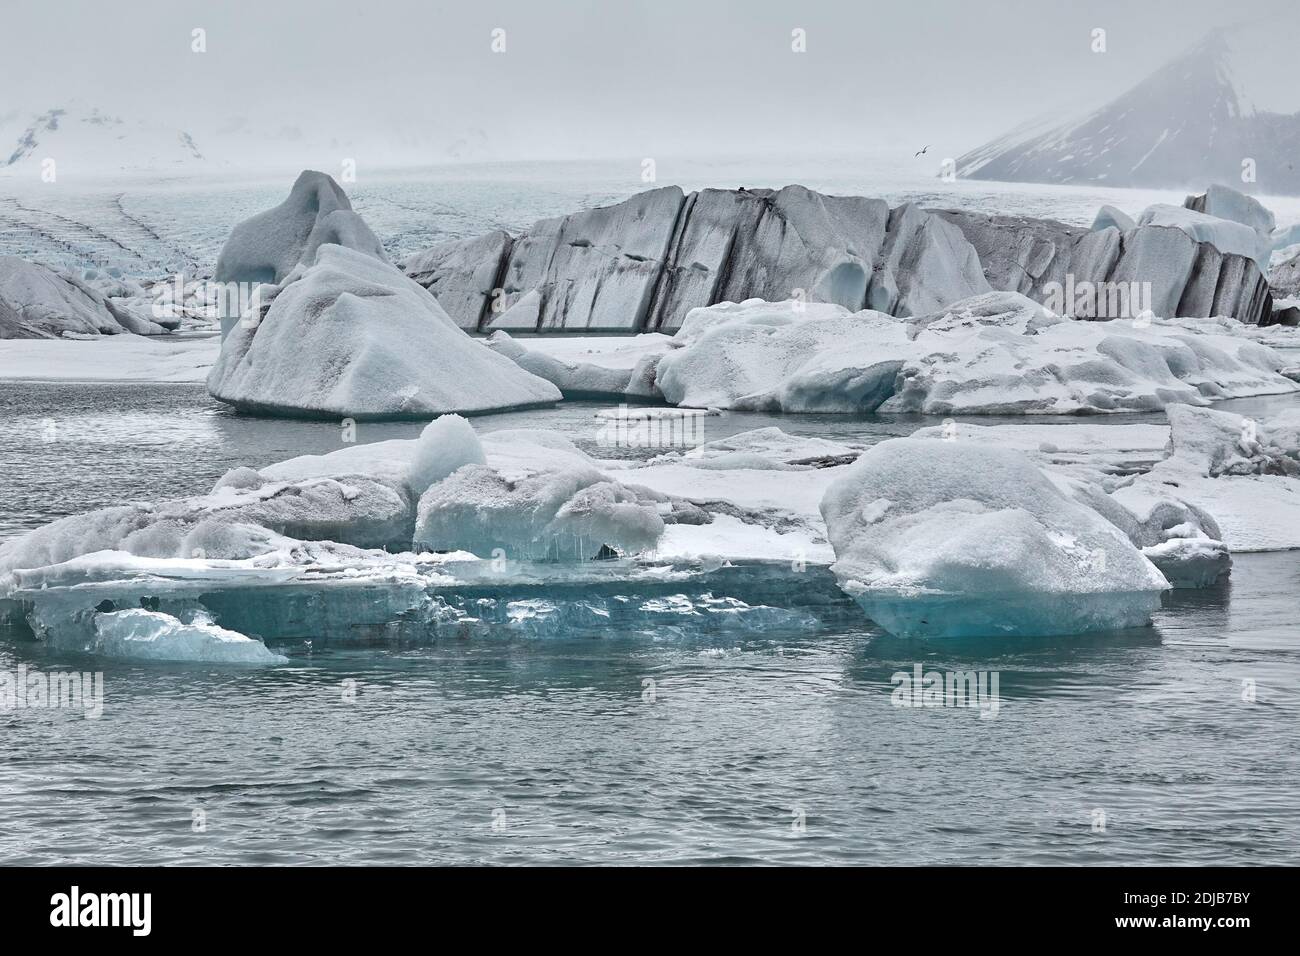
914, 145, 930, 157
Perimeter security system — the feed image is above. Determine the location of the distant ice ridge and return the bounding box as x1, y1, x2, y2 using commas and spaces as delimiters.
206, 171, 561, 418
819, 438, 1170, 638
0, 105, 207, 175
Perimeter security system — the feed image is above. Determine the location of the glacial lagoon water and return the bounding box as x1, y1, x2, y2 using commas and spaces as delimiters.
2, 381, 1300, 864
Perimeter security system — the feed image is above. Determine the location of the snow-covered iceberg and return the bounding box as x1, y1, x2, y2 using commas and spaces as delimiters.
1184, 184, 1276, 239
205, 171, 560, 418
653, 291, 1298, 414
908, 419, 1231, 588
819, 438, 1170, 638
207, 244, 560, 418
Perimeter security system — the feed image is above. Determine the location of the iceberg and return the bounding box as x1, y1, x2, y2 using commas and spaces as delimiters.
410, 422, 671, 560
205, 171, 560, 418
407, 182, 1278, 332
653, 291, 1298, 414
1184, 184, 1275, 238
907, 419, 1231, 588
414, 463, 666, 560
819, 437, 1170, 638
403, 230, 513, 330
207, 244, 561, 418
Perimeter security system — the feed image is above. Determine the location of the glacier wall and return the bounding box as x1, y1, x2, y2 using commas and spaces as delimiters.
405, 185, 991, 332
407, 185, 1276, 332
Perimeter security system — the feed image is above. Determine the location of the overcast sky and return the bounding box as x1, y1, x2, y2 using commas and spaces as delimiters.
1, 0, 1293, 169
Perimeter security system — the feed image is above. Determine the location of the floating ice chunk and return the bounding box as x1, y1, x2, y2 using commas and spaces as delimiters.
92, 608, 286, 664
1139, 532, 1232, 588
819, 438, 1169, 638
1061, 475, 1231, 587
0, 472, 413, 574
1159, 403, 1300, 477
414, 464, 664, 560
906, 418, 1231, 587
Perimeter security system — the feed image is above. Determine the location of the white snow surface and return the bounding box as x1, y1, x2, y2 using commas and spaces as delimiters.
0, 332, 217, 381
907, 421, 1169, 483
1114, 403, 1300, 551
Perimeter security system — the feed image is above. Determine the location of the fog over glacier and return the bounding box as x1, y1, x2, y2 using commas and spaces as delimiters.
3, 0, 1292, 169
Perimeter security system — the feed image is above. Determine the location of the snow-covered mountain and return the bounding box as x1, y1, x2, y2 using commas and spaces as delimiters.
0, 106, 208, 176
958, 26, 1300, 195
